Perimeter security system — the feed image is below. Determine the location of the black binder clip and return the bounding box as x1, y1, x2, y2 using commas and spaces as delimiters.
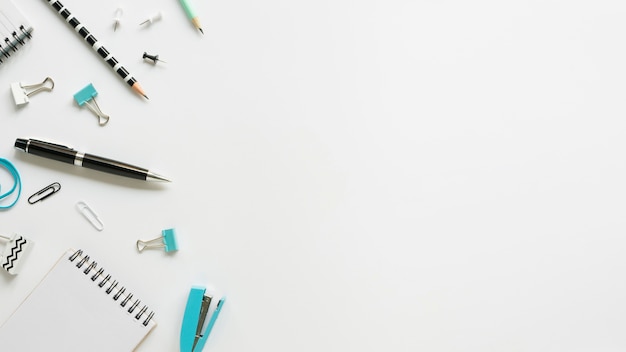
11, 77, 54, 106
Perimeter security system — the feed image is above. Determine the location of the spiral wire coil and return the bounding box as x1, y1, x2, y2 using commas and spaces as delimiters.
69, 249, 155, 326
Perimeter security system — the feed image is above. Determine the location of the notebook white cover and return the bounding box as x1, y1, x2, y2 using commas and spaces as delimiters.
0, 0, 33, 39
0, 249, 156, 352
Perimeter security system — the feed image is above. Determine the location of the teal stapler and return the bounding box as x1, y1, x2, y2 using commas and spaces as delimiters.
181, 286, 226, 352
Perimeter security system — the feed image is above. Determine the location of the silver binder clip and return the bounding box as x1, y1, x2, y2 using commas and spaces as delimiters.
0, 234, 34, 275
11, 77, 54, 106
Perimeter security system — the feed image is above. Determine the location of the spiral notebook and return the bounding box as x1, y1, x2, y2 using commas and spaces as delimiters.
0, 0, 34, 64
0, 249, 157, 351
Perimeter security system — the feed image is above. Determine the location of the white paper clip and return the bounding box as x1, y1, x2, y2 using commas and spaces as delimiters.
0, 234, 34, 275
76, 201, 104, 231
137, 228, 178, 252
139, 11, 163, 26
11, 77, 54, 106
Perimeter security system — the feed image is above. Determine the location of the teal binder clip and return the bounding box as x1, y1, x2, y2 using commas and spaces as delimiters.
73, 83, 110, 125
136, 228, 178, 253
181, 286, 226, 352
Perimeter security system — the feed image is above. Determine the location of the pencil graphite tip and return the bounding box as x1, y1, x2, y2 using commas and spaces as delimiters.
199, 28, 204, 34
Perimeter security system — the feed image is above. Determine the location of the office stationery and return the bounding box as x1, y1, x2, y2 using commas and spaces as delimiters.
143, 52, 166, 64
73, 83, 110, 126
0, 158, 21, 209
14, 138, 171, 182
28, 181, 61, 204
11, 77, 54, 106
139, 11, 163, 26
113, 7, 123, 31
43, 0, 148, 99
0, 249, 157, 351
76, 201, 104, 231
137, 228, 178, 252
178, 0, 203, 34
0, 234, 32, 275
181, 286, 226, 352
0, 0, 34, 65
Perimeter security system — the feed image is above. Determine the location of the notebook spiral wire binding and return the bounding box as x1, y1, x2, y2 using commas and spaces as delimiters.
69, 249, 155, 326
0, 18, 33, 64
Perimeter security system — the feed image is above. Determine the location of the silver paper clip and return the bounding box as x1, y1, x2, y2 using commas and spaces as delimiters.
28, 182, 61, 204
76, 201, 104, 231
137, 228, 178, 252
0, 234, 34, 275
11, 77, 55, 106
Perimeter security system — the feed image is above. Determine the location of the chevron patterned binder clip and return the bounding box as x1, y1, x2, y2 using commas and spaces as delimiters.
0, 234, 33, 275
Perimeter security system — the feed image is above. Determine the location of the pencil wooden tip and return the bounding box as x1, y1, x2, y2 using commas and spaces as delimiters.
191, 18, 203, 34
131, 82, 148, 100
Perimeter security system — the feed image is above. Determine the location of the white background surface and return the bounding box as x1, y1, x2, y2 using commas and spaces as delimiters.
2, 0, 626, 351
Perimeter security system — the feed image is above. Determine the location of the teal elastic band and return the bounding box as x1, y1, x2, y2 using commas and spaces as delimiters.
0, 158, 21, 209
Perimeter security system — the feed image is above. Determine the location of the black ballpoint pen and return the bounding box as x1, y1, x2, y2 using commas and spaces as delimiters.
14, 138, 171, 182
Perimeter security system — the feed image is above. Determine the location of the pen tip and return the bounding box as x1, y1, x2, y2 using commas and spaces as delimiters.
146, 172, 171, 182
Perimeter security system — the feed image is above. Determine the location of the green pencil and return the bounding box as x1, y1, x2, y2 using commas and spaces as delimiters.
179, 0, 203, 34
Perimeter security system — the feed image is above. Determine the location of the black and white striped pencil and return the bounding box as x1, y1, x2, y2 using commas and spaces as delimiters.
44, 0, 149, 99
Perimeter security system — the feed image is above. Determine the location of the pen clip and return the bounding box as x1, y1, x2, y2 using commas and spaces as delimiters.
30, 139, 73, 150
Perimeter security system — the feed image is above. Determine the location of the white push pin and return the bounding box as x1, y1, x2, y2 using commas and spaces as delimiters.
113, 7, 123, 31
139, 11, 163, 26
0, 234, 34, 275
10, 77, 54, 106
